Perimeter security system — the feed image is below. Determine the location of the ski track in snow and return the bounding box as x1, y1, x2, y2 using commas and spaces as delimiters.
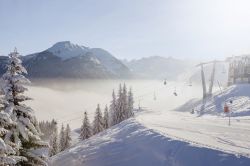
136, 110, 250, 158
51, 117, 250, 166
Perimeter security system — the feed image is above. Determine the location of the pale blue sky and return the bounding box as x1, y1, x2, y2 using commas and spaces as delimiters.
1, 0, 250, 60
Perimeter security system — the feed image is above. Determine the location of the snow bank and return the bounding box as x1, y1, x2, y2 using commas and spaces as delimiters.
176, 84, 250, 117
50, 118, 250, 166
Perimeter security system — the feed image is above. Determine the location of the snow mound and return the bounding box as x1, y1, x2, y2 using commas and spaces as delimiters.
176, 84, 250, 117
50, 118, 250, 166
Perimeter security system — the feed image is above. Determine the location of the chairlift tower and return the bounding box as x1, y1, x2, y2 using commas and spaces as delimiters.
196, 60, 224, 99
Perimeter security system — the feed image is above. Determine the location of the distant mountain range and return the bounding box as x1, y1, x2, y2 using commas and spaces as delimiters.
0, 41, 131, 79
0, 41, 198, 80
123, 56, 195, 80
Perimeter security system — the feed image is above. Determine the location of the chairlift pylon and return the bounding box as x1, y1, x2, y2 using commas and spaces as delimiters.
188, 78, 192, 86
153, 92, 156, 101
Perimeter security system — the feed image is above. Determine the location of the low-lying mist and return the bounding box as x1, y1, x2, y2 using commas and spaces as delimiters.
25, 79, 204, 129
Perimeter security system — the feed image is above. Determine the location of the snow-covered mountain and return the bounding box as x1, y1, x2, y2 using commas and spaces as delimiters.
46, 41, 89, 60
123, 56, 196, 80
0, 41, 131, 79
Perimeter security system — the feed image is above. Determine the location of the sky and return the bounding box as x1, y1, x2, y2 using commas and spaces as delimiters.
1, 0, 250, 60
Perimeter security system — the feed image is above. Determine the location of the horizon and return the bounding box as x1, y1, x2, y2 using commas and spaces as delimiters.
1, 0, 250, 61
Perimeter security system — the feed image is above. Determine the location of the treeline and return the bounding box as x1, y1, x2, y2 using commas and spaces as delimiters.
79, 83, 134, 140
39, 120, 72, 156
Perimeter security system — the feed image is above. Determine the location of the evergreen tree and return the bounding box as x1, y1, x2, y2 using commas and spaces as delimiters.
103, 105, 109, 129
64, 124, 71, 149
2, 49, 48, 165
110, 90, 117, 126
122, 83, 128, 120
79, 111, 92, 140
0, 89, 19, 165
49, 126, 58, 157
127, 87, 134, 118
59, 124, 65, 152
92, 104, 104, 135
116, 84, 123, 123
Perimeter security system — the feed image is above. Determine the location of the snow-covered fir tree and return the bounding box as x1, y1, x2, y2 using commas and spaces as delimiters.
64, 124, 71, 149
116, 84, 123, 124
92, 104, 104, 135
0, 88, 19, 165
59, 124, 65, 152
2, 49, 48, 165
110, 90, 117, 126
127, 87, 134, 118
109, 84, 134, 126
49, 126, 58, 157
79, 111, 92, 140
103, 105, 109, 129
39, 119, 57, 141
122, 83, 128, 120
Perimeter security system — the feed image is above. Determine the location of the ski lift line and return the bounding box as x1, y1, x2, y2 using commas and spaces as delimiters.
55, 104, 99, 122
55, 110, 86, 121
134, 81, 178, 100
53, 81, 182, 122
60, 116, 83, 123
134, 82, 182, 101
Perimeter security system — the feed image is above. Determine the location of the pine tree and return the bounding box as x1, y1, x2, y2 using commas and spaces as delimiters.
59, 124, 65, 152
79, 111, 92, 140
64, 124, 71, 149
2, 49, 48, 165
0, 89, 18, 165
110, 90, 117, 126
92, 104, 104, 135
127, 87, 134, 118
116, 84, 123, 123
122, 83, 128, 120
49, 126, 58, 157
103, 105, 109, 129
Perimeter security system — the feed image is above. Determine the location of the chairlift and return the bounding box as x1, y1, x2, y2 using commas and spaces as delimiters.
164, 79, 167, 85
173, 87, 177, 96
188, 79, 192, 86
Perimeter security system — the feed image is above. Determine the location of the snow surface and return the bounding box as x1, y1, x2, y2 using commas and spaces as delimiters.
51, 117, 250, 166
51, 84, 250, 166
176, 84, 250, 117
47, 41, 89, 60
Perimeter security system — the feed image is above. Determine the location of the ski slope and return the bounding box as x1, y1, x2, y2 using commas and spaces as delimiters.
51, 84, 250, 166
137, 110, 250, 158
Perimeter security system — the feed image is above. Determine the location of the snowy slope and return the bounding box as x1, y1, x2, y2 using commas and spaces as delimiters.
176, 84, 250, 117
51, 84, 250, 166
51, 117, 250, 166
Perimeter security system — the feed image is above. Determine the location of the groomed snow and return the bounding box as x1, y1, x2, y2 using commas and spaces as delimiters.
51, 84, 250, 166
51, 118, 250, 166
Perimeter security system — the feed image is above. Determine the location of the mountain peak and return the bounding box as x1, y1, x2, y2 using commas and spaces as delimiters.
47, 41, 89, 60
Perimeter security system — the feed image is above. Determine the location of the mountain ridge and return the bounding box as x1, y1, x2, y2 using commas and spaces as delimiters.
0, 41, 132, 79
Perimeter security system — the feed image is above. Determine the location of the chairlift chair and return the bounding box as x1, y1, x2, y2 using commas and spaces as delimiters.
173, 87, 177, 96
164, 79, 167, 85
